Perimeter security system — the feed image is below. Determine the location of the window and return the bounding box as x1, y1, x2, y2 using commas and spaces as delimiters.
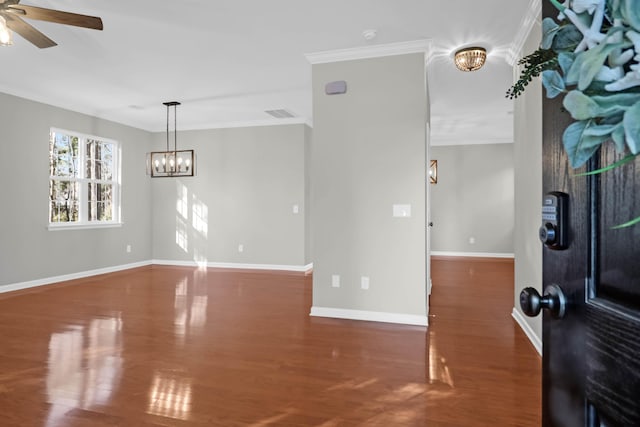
49, 128, 121, 229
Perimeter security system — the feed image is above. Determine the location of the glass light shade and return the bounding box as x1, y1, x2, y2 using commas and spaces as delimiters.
0, 16, 13, 46
454, 47, 486, 72
429, 160, 438, 184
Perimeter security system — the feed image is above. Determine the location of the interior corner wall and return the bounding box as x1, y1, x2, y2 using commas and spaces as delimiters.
0, 92, 153, 287
150, 124, 307, 267
310, 53, 427, 318
430, 143, 515, 255
304, 124, 313, 265
513, 15, 543, 346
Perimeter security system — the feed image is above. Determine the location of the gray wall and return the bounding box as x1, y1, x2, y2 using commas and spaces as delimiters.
150, 124, 307, 267
430, 143, 514, 255
0, 92, 152, 287
0, 92, 309, 288
513, 17, 543, 343
310, 53, 427, 316
304, 125, 313, 264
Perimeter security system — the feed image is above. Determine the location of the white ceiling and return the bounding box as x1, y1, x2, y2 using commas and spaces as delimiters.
0, 0, 539, 144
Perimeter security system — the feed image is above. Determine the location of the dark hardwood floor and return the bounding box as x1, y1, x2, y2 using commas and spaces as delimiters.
0, 258, 540, 426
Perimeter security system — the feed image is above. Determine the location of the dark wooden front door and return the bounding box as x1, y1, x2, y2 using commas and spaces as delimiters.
536, 4, 640, 426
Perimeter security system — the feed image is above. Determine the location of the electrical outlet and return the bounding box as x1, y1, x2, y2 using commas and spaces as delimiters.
126, 244, 132, 253
238, 244, 244, 253
331, 275, 340, 288
469, 237, 475, 245
361, 276, 370, 290
292, 204, 299, 214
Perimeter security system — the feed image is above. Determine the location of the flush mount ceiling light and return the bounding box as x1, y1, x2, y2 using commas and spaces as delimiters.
454, 47, 487, 72
147, 102, 195, 178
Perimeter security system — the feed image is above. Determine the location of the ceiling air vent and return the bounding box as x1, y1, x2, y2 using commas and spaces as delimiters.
265, 109, 295, 119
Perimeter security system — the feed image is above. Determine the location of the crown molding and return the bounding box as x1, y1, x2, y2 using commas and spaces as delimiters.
305, 39, 431, 64
430, 137, 514, 147
183, 117, 311, 131
506, 0, 542, 66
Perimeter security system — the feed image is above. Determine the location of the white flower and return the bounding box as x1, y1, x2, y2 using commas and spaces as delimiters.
571, 0, 601, 15
563, 0, 606, 52
595, 66, 624, 82
605, 32, 640, 91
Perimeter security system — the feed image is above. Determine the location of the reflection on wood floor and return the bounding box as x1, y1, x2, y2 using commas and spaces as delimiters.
0, 258, 540, 426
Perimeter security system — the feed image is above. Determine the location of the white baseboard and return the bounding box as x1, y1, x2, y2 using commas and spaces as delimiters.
431, 251, 515, 259
511, 307, 542, 355
152, 259, 310, 272
1, 260, 312, 295
0, 260, 152, 294
310, 306, 428, 327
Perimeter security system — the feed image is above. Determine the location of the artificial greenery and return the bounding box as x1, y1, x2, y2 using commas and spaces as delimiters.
506, 49, 558, 99
508, 0, 640, 227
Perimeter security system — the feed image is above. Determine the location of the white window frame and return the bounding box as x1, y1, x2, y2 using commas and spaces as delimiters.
48, 128, 122, 231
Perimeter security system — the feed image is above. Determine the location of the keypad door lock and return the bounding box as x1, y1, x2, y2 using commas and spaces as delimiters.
540, 192, 568, 250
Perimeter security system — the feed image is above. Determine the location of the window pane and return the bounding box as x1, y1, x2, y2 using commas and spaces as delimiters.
86, 139, 114, 181
49, 180, 79, 222
87, 183, 113, 221
50, 132, 79, 177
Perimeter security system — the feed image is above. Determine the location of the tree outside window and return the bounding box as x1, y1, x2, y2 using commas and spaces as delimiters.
49, 129, 120, 228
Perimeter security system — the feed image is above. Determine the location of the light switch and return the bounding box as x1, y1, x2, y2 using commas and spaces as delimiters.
293, 204, 299, 214
393, 204, 412, 218
332, 275, 340, 288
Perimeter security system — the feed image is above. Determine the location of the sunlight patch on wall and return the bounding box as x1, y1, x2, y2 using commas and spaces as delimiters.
192, 195, 208, 238
176, 182, 188, 219
192, 192, 209, 267
176, 215, 188, 253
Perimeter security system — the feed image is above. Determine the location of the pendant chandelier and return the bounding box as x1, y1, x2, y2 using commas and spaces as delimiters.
147, 101, 195, 178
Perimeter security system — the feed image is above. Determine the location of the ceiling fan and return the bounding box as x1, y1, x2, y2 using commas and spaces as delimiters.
0, 0, 102, 48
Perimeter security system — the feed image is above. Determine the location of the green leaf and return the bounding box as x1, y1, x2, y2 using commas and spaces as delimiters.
558, 52, 575, 78
575, 153, 637, 176
563, 91, 638, 120
612, 123, 626, 152
541, 18, 560, 49
542, 70, 565, 98
612, 215, 640, 229
623, 101, 640, 154
563, 120, 608, 168
583, 123, 617, 136
567, 42, 623, 91
619, 0, 640, 31
591, 93, 640, 116
552, 25, 583, 51
563, 90, 600, 120
549, 0, 566, 12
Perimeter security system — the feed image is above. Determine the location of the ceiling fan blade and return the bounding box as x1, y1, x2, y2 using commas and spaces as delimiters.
8, 5, 103, 30
2, 12, 56, 48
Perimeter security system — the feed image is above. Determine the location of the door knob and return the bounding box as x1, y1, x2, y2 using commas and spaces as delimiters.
519, 284, 567, 319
